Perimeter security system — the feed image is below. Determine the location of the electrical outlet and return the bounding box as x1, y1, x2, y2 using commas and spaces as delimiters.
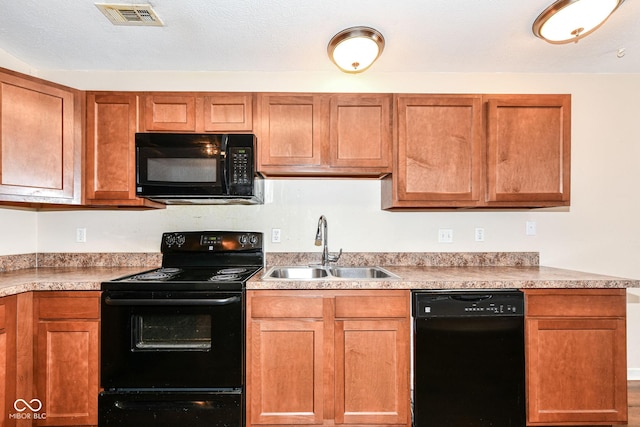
271, 228, 281, 243
475, 227, 485, 242
438, 228, 453, 243
526, 221, 537, 236
76, 228, 87, 243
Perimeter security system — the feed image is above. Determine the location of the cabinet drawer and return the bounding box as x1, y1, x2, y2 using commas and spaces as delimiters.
36, 292, 100, 320
335, 295, 408, 318
250, 296, 324, 318
525, 289, 626, 317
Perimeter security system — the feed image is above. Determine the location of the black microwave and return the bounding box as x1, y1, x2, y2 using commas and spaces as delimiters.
135, 133, 263, 204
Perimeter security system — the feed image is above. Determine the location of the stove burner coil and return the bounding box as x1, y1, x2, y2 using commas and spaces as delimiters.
217, 267, 248, 275
209, 274, 241, 282
131, 268, 182, 281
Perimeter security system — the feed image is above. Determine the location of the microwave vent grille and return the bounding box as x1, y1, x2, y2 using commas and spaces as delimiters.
95, 3, 164, 26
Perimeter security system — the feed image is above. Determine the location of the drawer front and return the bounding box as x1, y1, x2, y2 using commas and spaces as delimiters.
335, 295, 409, 318
524, 289, 626, 317
250, 296, 324, 318
37, 292, 101, 320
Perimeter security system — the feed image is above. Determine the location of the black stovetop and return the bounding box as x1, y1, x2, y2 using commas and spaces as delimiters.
102, 231, 263, 291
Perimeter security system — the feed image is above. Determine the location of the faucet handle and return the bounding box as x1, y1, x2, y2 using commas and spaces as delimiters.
328, 248, 343, 264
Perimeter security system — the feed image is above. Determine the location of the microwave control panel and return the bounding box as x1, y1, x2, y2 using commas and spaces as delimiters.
229, 147, 253, 191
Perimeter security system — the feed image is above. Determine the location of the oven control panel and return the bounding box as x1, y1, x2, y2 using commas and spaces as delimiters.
161, 231, 263, 252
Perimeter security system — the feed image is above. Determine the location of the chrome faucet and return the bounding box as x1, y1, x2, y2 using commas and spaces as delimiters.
314, 215, 342, 266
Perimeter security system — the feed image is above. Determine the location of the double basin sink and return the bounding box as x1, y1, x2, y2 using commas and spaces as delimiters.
263, 266, 399, 280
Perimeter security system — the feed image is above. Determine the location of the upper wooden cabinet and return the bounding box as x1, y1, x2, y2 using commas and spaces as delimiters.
485, 94, 571, 207
383, 94, 484, 208
382, 93, 571, 209
0, 69, 82, 206
524, 289, 627, 426
85, 92, 163, 208
246, 290, 410, 427
141, 92, 254, 132
256, 93, 392, 176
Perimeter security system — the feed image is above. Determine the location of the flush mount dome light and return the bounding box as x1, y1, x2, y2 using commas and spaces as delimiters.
328, 26, 385, 73
533, 0, 624, 44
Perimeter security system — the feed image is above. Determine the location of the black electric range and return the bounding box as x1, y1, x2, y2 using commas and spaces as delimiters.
99, 231, 263, 427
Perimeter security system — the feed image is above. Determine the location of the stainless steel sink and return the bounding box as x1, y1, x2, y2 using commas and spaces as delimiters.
328, 266, 398, 279
263, 266, 398, 280
266, 266, 329, 279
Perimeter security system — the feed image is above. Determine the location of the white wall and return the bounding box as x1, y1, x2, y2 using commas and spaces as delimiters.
0, 59, 639, 375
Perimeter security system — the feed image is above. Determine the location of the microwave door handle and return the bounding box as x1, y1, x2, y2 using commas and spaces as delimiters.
221, 134, 229, 191
104, 296, 240, 306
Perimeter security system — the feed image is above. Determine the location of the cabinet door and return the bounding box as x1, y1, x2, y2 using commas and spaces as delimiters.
203, 94, 253, 132
334, 294, 410, 426
383, 95, 483, 208
257, 94, 327, 171
142, 94, 197, 131
0, 71, 81, 204
249, 319, 325, 425
33, 293, 100, 427
526, 318, 627, 425
525, 289, 627, 425
334, 319, 409, 425
485, 94, 571, 206
86, 92, 161, 208
0, 296, 17, 427
328, 94, 391, 173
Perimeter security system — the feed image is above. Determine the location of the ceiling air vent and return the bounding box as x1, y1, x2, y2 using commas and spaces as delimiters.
95, 3, 164, 26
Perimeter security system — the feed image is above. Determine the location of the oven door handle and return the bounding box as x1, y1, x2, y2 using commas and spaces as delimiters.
104, 296, 240, 306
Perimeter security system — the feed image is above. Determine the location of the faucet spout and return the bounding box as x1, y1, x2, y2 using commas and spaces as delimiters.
314, 215, 342, 266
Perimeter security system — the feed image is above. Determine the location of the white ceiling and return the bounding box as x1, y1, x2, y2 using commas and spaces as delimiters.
0, 0, 638, 74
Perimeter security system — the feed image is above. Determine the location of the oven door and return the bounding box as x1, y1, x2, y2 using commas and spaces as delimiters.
101, 290, 242, 389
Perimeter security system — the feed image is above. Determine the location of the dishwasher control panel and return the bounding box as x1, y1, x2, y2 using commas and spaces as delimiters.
413, 290, 524, 318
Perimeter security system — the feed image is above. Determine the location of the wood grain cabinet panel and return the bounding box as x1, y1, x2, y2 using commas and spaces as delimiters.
0, 296, 17, 427
382, 94, 484, 208
246, 290, 410, 427
383, 93, 571, 209
524, 289, 627, 426
142, 93, 253, 132
0, 69, 81, 205
85, 92, 163, 208
485, 94, 571, 206
256, 93, 391, 176
329, 94, 392, 173
31, 292, 100, 427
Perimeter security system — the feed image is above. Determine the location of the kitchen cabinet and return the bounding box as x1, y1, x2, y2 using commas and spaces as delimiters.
246, 290, 410, 427
0, 68, 82, 206
382, 94, 484, 208
524, 289, 627, 425
256, 93, 392, 176
382, 93, 571, 209
485, 94, 571, 207
14, 291, 100, 427
85, 92, 163, 208
1, 295, 17, 427
141, 92, 254, 132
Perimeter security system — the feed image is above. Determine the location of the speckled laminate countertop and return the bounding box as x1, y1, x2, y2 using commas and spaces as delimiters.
248, 265, 640, 290
0, 267, 149, 297
0, 252, 638, 297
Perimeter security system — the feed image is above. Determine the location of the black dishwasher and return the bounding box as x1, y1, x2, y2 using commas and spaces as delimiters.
413, 290, 525, 427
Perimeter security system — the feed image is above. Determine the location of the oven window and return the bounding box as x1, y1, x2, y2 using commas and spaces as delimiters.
133, 314, 212, 351
147, 158, 217, 183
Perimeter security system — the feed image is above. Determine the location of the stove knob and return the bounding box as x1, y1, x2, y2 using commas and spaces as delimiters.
249, 234, 259, 245
165, 234, 176, 247
175, 234, 186, 246
239, 234, 249, 245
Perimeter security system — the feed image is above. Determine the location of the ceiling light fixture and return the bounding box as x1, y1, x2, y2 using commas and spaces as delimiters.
532, 0, 624, 44
327, 26, 385, 73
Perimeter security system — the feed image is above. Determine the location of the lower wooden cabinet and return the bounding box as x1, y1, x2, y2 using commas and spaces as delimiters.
1, 295, 17, 427
524, 289, 628, 425
246, 290, 411, 427
11, 291, 100, 427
